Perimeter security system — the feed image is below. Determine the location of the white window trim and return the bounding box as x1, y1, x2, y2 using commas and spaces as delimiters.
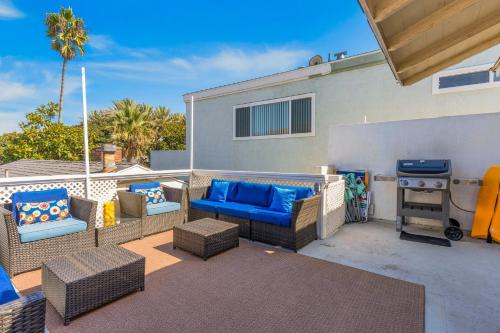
432, 63, 500, 95
232, 93, 316, 141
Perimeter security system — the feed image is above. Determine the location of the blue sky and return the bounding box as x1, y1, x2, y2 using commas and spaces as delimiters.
0, 0, 379, 133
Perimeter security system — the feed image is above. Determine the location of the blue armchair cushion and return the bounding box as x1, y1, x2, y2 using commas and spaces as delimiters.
11, 188, 69, 224
250, 209, 291, 227
234, 182, 272, 207
218, 202, 259, 219
0, 266, 18, 305
268, 185, 313, 205
129, 182, 160, 192
134, 187, 166, 205
17, 217, 87, 243
208, 180, 230, 202
269, 188, 296, 213
16, 199, 71, 226
190, 199, 226, 213
146, 201, 181, 216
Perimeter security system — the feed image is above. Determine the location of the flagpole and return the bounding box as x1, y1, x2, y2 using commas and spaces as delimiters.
81, 67, 91, 199
190, 95, 194, 170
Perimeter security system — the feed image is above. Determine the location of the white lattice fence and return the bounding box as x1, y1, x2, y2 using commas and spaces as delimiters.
0, 180, 86, 204
89, 179, 118, 228
318, 179, 346, 239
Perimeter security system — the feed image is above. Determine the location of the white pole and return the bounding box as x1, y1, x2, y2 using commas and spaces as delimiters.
190, 95, 194, 170
81, 67, 91, 199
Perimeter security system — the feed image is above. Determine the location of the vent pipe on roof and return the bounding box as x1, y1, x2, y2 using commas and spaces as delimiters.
334, 51, 347, 60
4, 169, 8, 178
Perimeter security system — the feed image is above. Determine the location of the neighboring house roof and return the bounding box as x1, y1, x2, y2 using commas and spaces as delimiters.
0, 159, 149, 178
358, 0, 500, 86
183, 50, 385, 102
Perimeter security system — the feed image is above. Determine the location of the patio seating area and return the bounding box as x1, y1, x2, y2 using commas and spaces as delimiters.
11, 230, 424, 333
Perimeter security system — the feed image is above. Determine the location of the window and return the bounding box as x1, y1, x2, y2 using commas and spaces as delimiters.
432, 64, 500, 94
234, 94, 314, 140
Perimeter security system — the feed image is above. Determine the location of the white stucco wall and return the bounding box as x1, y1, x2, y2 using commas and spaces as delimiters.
150, 150, 189, 170
183, 45, 500, 173
328, 112, 500, 231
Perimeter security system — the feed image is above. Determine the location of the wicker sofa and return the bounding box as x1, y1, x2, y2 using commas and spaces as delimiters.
187, 181, 320, 251
118, 185, 187, 237
0, 196, 97, 277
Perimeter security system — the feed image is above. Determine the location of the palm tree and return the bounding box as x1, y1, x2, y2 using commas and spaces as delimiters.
111, 99, 154, 162
45, 7, 88, 124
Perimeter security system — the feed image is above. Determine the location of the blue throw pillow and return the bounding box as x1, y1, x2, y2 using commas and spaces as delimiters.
16, 199, 71, 225
134, 187, 166, 205
0, 266, 18, 305
269, 187, 296, 213
208, 180, 230, 202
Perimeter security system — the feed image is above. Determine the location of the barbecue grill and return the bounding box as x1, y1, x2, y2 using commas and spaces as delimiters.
396, 159, 463, 241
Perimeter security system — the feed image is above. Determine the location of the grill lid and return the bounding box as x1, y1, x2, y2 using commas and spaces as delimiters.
397, 160, 450, 175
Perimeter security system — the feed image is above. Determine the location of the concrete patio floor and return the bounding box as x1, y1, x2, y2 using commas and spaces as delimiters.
300, 221, 500, 333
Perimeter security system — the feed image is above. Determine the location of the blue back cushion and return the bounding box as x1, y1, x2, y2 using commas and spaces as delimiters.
268, 185, 313, 206
11, 188, 69, 224
269, 188, 296, 213
129, 182, 160, 192
210, 179, 239, 201
208, 180, 230, 202
234, 182, 272, 207
0, 266, 19, 305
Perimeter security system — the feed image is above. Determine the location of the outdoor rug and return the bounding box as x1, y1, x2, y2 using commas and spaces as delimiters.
17, 232, 425, 333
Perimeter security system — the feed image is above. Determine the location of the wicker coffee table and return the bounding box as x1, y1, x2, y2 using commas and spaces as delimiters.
173, 218, 239, 260
42, 245, 145, 325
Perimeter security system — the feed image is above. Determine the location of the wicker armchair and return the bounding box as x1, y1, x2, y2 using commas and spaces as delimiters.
0, 196, 97, 277
0, 291, 46, 333
187, 186, 321, 250
118, 186, 187, 237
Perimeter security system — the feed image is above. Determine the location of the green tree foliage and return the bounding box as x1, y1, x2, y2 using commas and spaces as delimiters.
45, 7, 88, 123
0, 100, 186, 165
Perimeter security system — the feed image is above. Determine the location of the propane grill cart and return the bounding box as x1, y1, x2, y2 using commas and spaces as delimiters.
396, 159, 463, 242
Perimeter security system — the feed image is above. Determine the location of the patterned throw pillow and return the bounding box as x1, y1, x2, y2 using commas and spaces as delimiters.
16, 199, 71, 226
134, 187, 166, 205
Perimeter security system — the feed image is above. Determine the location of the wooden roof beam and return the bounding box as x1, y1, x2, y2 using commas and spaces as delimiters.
387, 0, 482, 52
373, 0, 415, 23
397, 10, 500, 73
402, 34, 500, 86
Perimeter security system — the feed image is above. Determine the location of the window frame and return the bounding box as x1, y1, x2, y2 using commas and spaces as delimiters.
232, 93, 315, 141
432, 63, 500, 95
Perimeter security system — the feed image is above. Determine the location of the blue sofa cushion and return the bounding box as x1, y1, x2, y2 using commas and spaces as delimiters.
11, 188, 69, 224
268, 185, 313, 205
129, 182, 160, 192
190, 199, 226, 213
218, 202, 259, 219
0, 266, 18, 305
17, 217, 87, 243
269, 188, 296, 213
250, 209, 291, 227
234, 182, 272, 207
208, 180, 230, 202
146, 201, 181, 216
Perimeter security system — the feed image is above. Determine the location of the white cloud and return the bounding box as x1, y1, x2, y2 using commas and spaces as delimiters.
0, 79, 34, 101
0, 0, 23, 19
88, 34, 161, 59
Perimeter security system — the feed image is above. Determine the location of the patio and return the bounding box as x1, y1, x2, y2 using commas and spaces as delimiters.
12, 230, 424, 333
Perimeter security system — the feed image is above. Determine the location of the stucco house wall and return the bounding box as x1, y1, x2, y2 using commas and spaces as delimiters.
181, 45, 500, 173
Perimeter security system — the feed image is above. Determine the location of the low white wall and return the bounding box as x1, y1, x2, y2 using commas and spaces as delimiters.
150, 150, 189, 170
328, 112, 500, 231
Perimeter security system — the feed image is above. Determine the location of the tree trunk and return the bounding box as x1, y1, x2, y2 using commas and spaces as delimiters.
58, 59, 67, 124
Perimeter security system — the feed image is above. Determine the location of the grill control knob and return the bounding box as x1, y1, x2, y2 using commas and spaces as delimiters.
435, 181, 443, 189
418, 180, 425, 187
401, 179, 409, 186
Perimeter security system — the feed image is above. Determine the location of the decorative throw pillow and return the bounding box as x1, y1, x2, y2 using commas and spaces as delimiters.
16, 199, 71, 226
208, 180, 230, 202
134, 187, 166, 205
269, 188, 297, 213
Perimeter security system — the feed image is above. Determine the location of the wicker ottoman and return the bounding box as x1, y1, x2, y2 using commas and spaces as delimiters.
42, 245, 145, 325
173, 218, 239, 260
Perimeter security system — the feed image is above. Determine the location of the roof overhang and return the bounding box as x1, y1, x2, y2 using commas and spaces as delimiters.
358, 0, 500, 86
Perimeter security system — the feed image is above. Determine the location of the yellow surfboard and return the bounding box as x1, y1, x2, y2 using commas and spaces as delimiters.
489, 194, 500, 243
471, 166, 500, 239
